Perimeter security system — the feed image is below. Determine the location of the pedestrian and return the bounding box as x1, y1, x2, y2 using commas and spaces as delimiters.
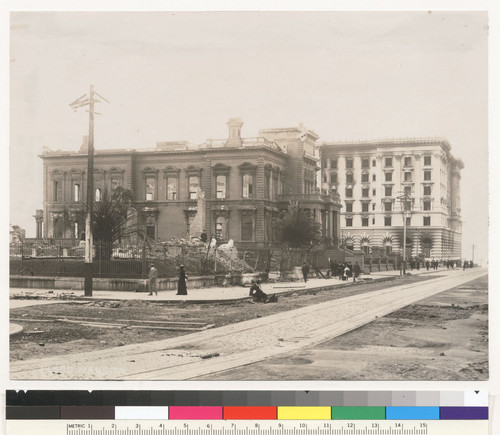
177, 264, 188, 295
416, 260, 420, 271
148, 263, 158, 296
463, 260, 467, 271
353, 262, 361, 282
426, 260, 430, 271
469, 260, 474, 268
301, 262, 310, 283
200, 229, 208, 244
343, 264, 351, 281
249, 279, 267, 303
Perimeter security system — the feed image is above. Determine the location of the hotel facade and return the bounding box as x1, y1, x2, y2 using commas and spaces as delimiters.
319, 139, 464, 261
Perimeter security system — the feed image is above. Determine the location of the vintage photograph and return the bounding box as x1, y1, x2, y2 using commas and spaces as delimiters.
9, 11, 488, 380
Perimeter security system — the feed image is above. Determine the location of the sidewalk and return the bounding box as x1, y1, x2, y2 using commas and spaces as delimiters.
10, 267, 449, 305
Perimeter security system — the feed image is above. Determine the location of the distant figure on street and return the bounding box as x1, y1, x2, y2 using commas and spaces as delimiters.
249, 279, 267, 303
177, 265, 188, 295
343, 264, 351, 281
426, 260, 430, 271
463, 261, 467, 271
148, 263, 158, 296
301, 262, 310, 283
416, 260, 420, 271
353, 262, 361, 282
469, 260, 474, 268
200, 229, 208, 244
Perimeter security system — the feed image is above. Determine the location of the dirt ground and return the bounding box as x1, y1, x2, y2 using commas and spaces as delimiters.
10, 275, 435, 362
195, 275, 488, 381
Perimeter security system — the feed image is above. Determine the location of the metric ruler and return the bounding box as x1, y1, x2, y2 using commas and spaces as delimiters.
5, 420, 489, 435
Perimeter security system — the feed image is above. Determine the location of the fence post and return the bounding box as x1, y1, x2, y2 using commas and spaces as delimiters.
142, 239, 147, 279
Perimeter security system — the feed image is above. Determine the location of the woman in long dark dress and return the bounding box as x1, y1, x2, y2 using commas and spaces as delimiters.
177, 265, 187, 295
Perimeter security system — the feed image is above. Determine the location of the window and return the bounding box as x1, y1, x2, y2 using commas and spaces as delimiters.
346, 217, 353, 227
385, 157, 392, 167
424, 171, 431, 181
345, 187, 353, 198
372, 218, 375, 224
404, 157, 412, 167
423, 216, 431, 226
345, 202, 353, 213
216, 175, 227, 199
362, 217, 369, 227
145, 177, 155, 201
346, 158, 353, 169
146, 225, 155, 239
384, 202, 392, 212
331, 172, 338, 183
424, 156, 432, 166
404, 172, 412, 182
242, 173, 254, 198
372, 174, 376, 181
330, 159, 338, 169
372, 159, 376, 167
406, 217, 411, 226
73, 184, 80, 202
216, 217, 225, 240
362, 188, 369, 197
384, 217, 392, 226
362, 158, 369, 168
241, 213, 254, 240
265, 172, 271, 199
385, 186, 392, 197
385, 172, 392, 182
423, 185, 432, 196
361, 172, 369, 183
423, 201, 431, 211
346, 172, 354, 183
372, 189, 376, 196
95, 188, 102, 202
372, 203, 376, 211
188, 176, 199, 199
362, 202, 369, 212
404, 186, 412, 196
53, 180, 60, 202
167, 177, 178, 200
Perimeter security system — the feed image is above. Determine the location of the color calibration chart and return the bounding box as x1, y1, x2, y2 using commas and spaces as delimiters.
5, 390, 489, 435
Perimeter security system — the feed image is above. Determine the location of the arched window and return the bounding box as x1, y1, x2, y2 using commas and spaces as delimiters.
95, 188, 102, 202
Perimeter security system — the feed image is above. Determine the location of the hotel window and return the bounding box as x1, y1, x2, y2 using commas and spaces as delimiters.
73, 183, 80, 202
384, 202, 392, 212
145, 177, 155, 201
167, 177, 178, 200
404, 156, 412, 167
265, 171, 271, 199
346, 158, 353, 169
362, 188, 369, 198
406, 217, 411, 227
53, 180, 61, 202
385, 157, 393, 167
424, 171, 432, 181
423, 216, 431, 226
95, 188, 102, 202
372, 159, 376, 167
330, 159, 338, 169
346, 172, 354, 183
424, 156, 432, 166
404, 186, 412, 196
372, 188, 376, 196
384, 217, 392, 226
345, 187, 353, 198
216, 175, 227, 199
188, 176, 200, 199
362, 158, 370, 169
361, 172, 369, 183
242, 173, 255, 198
423, 200, 431, 211
241, 213, 254, 241
385, 172, 392, 182
362, 202, 369, 212
362, 217, 369, 227
346, 217, 353, 227
345, 202, 353, 213
372, 203, 376, 211
331, 172, 338, 183
372, 174, 376, 181
424, 185, 432, 196
372, 217, 375, 224
404, 172, 412, 182
385, 186, 392, 197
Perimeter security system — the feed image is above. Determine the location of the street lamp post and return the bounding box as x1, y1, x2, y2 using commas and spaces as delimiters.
398, 192, 410, 276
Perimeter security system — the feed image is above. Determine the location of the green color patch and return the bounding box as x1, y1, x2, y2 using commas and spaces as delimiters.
331, 407, 385, 420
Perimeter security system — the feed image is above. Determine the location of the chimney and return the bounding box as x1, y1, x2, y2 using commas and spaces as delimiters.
226, 118, 243, 147
79, 135, 89, 153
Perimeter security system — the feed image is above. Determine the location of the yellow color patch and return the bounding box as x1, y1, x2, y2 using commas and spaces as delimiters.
277, 407, 331, 420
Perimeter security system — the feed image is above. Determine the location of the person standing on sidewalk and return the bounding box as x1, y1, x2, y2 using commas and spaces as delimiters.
177, 265, 188, 295
353, 262, 361, 282
301, 262, 310, 283
148, 263, 158, 296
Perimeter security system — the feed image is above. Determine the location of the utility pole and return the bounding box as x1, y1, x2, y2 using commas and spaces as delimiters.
70, 85, 109, 296
398, 192, 411, 275
472, 244, 475, 265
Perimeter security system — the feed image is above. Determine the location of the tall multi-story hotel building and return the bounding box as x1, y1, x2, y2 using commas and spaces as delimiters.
320, 139, 464, 261
38, 119, 341, 248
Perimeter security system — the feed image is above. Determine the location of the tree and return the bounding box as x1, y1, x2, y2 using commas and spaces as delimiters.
273, 200, 321, 248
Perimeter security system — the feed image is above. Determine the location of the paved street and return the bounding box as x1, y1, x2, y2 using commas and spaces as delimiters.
10, 268, 486, 380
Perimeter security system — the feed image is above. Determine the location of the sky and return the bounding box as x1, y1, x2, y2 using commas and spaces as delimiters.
9, 10, 489, 263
